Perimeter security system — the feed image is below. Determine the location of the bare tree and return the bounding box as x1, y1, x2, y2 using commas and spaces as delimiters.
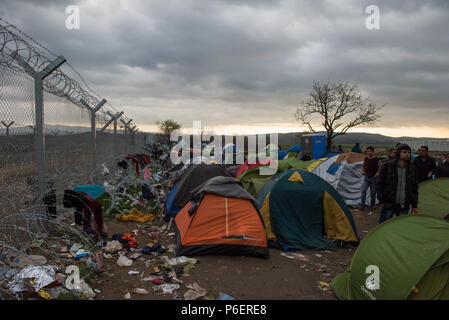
156, 119, 182, 136
295, 81, 384, 152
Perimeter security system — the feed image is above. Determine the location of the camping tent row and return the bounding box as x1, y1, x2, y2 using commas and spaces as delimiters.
164, 163, 360, 258
165, 161, 449, 299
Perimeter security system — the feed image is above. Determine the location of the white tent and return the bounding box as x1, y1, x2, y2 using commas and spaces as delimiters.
312, 153, 378, 207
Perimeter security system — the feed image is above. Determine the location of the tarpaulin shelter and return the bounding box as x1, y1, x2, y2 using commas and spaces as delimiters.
312, 152, 377, 207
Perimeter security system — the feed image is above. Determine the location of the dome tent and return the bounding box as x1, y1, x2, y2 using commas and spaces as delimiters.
257, 169, 359, 250
331, 215, 449, 300
417, 177, 449, 219
174, 176, 269, 258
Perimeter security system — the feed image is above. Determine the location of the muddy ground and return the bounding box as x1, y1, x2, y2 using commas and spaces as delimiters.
91, 206, 381, 301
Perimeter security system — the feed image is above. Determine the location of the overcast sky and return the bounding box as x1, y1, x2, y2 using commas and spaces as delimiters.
1, 0, 449, 137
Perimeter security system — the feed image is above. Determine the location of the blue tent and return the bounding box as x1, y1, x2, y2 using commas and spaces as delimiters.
164, 185, 182, 221
287, 145, 302, 153
278, 145, 302, 160
324, 151, 342, 158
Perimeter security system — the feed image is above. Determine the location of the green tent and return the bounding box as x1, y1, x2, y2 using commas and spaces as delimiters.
258, 169, 359, 250
417, 178, 449, 219
238, 158, 317, 198
331, 215, 449, 300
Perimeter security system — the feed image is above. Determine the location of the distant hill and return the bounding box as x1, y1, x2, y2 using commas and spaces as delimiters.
274, 132, 449, 146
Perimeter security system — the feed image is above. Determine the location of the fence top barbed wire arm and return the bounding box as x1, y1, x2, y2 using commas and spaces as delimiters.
0, 18, 140, 131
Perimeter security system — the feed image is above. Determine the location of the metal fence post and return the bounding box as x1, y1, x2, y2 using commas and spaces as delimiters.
12, 52, 66, 202
81, 98, 106, 172
1, 121, 14, 137
105, 111, 123, 154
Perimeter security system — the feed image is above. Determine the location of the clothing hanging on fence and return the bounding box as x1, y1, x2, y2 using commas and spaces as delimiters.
73, 184, 105, 200
43, 189, 56, 219
63, 190, 104, 236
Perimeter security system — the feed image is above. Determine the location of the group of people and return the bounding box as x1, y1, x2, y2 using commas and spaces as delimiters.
356, 142, 449, 224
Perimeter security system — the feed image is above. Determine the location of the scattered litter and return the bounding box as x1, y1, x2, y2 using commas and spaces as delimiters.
70, 243, 83, 255
117, 255, 133, 267
280, 252, 309, 262
315, 254, 323, 258
184, 283, 207, 300
129, 253, 143, 260
128, 270, 140, 275
38, 289, 51, 299
103, 240, 123, 253
94, 289, 102, 294
30, 239, 44, 249
142, 275, 158, 282
167, 244, 176, 253
9, 255, 47, 268
116, 208, 155, 223
217, 293, 236, 300
142, 243, 166, 255
73, 249, 89, 260
162, 256, 198, 266
153, 283, 180, 295
319, 281, 331, 291
133, 288, 149, 295
8, 265, 56, 293
124, 292, 131, 299
103, 253, 113, 259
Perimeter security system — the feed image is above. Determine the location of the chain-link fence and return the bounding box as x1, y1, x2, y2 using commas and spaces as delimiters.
0, 18, 150, 299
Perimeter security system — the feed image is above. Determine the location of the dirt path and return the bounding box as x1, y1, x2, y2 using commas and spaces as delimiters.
93, 207, 381, 300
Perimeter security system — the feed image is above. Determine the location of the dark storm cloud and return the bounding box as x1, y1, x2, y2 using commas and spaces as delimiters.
1, 0, 448, 130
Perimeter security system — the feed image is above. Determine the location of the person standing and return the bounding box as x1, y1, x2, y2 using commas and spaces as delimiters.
376, 144, 419, 224
359, 146, 381, 214
384, 148, 397, 163
413, 146, 437, 183
436, 153, 449, 178
352, 142, 362, 153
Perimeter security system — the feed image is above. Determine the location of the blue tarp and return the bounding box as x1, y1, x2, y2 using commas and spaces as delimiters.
73, 184, 105, 199
164, 185, 182, 221
326, 162, 342, 175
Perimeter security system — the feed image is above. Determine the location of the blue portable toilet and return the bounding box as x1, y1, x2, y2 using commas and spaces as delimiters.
301, 133, 326, 159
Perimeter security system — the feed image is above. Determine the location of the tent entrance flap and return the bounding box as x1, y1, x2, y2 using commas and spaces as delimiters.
323, 191, 358, 242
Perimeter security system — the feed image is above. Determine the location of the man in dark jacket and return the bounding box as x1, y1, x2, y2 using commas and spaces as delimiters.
376, 144, 419, 224
413, 146, 437, 183
359, 146, 381, 212
436, 153, 449, 178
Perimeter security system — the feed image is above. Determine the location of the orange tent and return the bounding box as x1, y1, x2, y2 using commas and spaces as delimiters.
175, 193, 269, 258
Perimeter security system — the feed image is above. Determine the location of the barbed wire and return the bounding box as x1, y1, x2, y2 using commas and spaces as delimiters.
0, 17, 136, 129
